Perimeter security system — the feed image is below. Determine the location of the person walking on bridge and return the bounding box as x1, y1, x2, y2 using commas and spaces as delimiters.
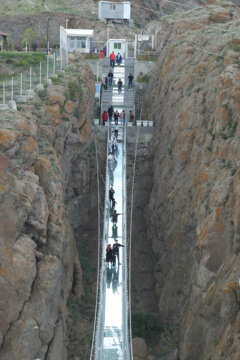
118, 79, 123, 95
116, 52, 122, 66
109, 186, 115, 204
128, 73, 134, 90
110, 51, 116, 68
108, 105, 114, 123
102, 110, 108, 125
108, 69, 113, 86
113, 239, 124, 265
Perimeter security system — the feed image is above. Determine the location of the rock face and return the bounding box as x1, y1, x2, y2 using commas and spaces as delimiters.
0, 56, 95, 359
140, 1, 240, 359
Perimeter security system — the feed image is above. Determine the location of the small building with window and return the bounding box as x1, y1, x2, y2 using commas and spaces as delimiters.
107, 39, 127, 58
98, 1, 131, 21
60, 27, 94, 54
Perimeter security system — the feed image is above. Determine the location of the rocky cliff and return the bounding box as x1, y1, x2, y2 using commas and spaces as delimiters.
0, 55, 98, 359
140, 0, 240, 359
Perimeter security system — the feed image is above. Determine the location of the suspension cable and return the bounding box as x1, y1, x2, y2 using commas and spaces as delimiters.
90, 125, 101, 360
128, 126, 140, 360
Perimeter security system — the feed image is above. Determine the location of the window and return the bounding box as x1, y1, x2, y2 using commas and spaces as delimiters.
77, 37, 86, 49
70, 37, 75, 49
114, 43, 121, 50
110, 4, 116, 11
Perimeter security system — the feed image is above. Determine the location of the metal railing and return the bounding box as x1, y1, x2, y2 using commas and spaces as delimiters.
0, 50, 63, 105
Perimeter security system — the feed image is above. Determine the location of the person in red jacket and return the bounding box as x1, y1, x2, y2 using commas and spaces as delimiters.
110, 51, 116, 68
102, 111, 108, 125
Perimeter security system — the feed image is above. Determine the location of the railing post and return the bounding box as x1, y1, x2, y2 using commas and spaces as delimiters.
53, 52, 56, 75
47, 56, 49, 80
20, 73, 23, 96
11, 77, 13, 101
97, 61, 99, 82
30, 67, 32, 91
3, 82, 5, 104
40, 62, 42, 85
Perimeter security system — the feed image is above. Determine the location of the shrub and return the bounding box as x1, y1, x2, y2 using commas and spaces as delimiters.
132, 312, 163, 346
136, 73, 150, 83
230, 44, 240, 52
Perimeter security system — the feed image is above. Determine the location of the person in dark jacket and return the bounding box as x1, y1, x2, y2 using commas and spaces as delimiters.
108, 69, 113, 86
106, 244, 113, 264
108, 105, 114, 123
128, 73, 134, 89
112, 210, 122, 223
116, 53, 122, 66
114, 110, 119, 125
109, 187, 115, 204
112, 239, 124, 265
118, 79, 123, 94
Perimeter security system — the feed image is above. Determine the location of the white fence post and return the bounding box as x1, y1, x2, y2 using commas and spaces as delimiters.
20, 73, 23, 96
97, 61, 99, 82
11, 77, 13, 101
30, 67, 32, 90
53, 52, 56, 75
47, 56, 49, 80
40, 62, 42, 85
3, 82, 5, 104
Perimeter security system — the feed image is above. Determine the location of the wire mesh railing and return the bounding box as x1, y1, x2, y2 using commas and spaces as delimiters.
0, 50, 63, 105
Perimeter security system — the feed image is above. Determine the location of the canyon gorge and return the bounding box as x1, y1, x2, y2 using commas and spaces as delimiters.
0, 0, 240, 359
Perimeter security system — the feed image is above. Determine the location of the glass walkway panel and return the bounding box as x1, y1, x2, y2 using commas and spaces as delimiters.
92, 59, 132, 360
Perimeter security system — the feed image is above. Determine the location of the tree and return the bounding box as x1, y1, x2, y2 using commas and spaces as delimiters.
21, 28, 36, 49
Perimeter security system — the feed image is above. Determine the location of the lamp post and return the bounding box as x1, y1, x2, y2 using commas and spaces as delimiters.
46, 17, 51, 55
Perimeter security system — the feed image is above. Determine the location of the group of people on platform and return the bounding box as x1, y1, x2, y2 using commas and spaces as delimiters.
102, 106, 134, 126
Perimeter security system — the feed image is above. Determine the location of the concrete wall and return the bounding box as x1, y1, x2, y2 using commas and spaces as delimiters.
95, 125, 154, 144
86, 59, 156, 81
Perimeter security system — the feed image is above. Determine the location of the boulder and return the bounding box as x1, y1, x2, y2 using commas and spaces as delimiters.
133, 337, 148, 359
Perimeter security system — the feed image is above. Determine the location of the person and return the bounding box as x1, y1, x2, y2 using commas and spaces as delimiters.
110, 51, 116, 68
114, 110, 119, 125
112, 198, 117, 208
108, 69, 113, 86
111, 137, 117, 154
129, 110, 134, 124
128, 73, 134, 89
108, 105, 114, 123
102, 111, 108, 125
122, 110, 126, 125
106, 244, 112, 264
116, 52, 122, 66
103, 45, 107, 57
112, 223, 118, 239
118, 79, 123, 95
108, 153, 115, 171
112, 210, 122, 224
109, 186, 115, 204
112, 239, 124, 265
104, 77, 108, 90
114, 124, 119, 139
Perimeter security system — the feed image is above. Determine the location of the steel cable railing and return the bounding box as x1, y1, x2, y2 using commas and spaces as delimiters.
128, 127, 140, 360
93, 118, 111, 360
89, 125, 102, 360
90, 120, 110, 360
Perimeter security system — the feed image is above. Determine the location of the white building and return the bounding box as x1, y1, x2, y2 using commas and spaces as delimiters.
98, 1, 131, 21
60, 27, 94, 54
107, 39, 127, 58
